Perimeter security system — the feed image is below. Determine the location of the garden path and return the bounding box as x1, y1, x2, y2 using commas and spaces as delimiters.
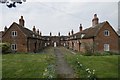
54, 47, 75, 78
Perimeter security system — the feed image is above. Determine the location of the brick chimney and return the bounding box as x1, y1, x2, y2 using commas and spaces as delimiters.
58, 32, 60, 36
68, 32, 70, 36
19, 16, 25, 27
33, 26, 36, 33
50, 32, 52, 36
79, 24, 82, 32
37, 29, 39, 35
71, 29, 74, 35
4, 26, 7, 32
92, 14, 99, 26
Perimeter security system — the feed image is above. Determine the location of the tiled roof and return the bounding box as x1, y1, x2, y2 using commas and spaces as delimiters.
70, 21, 106, 39
13, 22, 40, 38
82, 22, 106, 38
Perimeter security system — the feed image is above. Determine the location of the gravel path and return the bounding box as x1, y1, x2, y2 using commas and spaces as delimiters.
54, 47, 75, 78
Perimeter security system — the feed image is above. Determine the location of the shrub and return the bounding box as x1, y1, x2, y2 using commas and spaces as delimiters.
0, 43, 10, 53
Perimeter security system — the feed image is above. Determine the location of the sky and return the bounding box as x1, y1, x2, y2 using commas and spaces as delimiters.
0, 0, 119, 36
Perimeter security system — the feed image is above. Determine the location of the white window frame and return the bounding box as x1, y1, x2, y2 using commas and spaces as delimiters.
11, 31, 17, 37
104, 44, 110, 51
104, 30, 110, 36
11, 44, 17, 50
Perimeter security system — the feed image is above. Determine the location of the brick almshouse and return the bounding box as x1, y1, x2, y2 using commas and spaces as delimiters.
1, 14, 120, 53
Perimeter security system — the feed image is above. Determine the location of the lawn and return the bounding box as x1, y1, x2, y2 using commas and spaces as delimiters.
60, 47, 119, 79
2, 47, 56, 78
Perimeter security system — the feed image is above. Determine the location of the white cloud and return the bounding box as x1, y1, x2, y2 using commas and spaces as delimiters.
0, 2, 118, 35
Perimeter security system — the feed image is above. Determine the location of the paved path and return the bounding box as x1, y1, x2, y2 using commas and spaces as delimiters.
54, 48, 75, 78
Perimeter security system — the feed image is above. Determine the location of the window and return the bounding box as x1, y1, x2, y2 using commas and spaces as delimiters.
104, 30, 110, 36
104, 44, 110, 51
32, 34, 35, 37
81, 34, 85, 38
45, 43, 47, 47
11, 31, 17, 36
11, 44, 17, 50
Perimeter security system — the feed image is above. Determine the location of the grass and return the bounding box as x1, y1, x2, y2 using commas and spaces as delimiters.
2, 47, 56, 78
60, 47, 119, 78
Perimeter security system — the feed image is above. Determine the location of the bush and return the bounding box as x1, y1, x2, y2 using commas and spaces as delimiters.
0, 43, 10, 53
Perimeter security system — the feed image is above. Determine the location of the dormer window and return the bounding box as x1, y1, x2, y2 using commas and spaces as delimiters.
11, 31, 17, 37
81, 34, 85, 38
104, 30, 110, 36
32, 34, 35, 37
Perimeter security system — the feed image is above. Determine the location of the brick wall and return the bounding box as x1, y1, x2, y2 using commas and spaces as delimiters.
95, 22, 119, 53
2, 23, 27, 52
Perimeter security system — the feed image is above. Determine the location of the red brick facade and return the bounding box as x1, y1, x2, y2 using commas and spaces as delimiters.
2, 14, 120, 53
67, 14, 119, 53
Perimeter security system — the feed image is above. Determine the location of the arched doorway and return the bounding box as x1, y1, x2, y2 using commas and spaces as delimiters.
54, 42, 57, 47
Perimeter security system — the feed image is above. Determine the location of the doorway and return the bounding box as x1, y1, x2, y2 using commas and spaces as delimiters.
54, 42, 57, 47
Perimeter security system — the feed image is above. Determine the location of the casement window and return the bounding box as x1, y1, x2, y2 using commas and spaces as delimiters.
104, 30, 110, 36
104, 44, 110, 51
11, 31, 17, 36
11, 44, 17, 50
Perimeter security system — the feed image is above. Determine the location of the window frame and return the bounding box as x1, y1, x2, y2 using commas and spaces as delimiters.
11, 31, 17, 37
104, 30, 110, 36
11, 44, 17, 50
104, 44, 110, 51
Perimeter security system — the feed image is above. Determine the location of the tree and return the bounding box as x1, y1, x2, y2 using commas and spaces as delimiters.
0, 0, 26, 8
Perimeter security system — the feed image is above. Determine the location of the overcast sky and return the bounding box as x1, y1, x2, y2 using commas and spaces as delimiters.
0, 0, 119, 36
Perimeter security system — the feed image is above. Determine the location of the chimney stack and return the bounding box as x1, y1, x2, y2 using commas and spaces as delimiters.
50, 32, 52, 36
71, 29, 74, 35
68, 32, 70, 36
92, 14, 99, 26
4, 26, 7, 32
33, 26, 36, 33
58, 32, 60, 36
79, 24, 82, 32
19, 16, 25, 27
37, 29, 39, 35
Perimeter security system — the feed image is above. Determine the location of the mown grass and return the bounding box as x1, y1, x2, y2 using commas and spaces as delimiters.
2, 47, 56, 78
60, 47, 119, 78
